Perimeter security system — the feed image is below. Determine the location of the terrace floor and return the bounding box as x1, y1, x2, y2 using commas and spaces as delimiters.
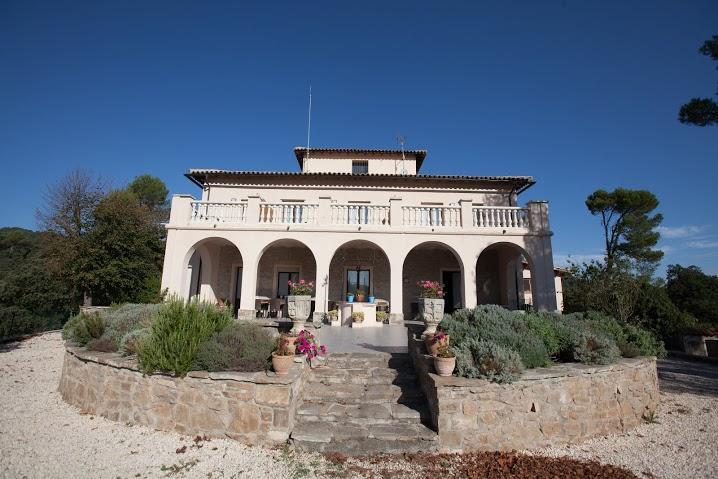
313, 324, 409, 354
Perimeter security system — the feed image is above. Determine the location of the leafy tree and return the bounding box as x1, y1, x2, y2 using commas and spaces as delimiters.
585, 188, 663, 271
679, 35, 718, 127
128, 174, 169, 211
76, 189, 165, 305
633, 280, 695, 345
666, 265, 718, 325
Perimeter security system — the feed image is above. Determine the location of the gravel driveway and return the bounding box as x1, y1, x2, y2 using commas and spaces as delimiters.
1, 333, 716, 478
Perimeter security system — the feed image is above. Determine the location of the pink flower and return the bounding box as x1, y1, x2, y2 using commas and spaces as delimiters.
300, 279, 305, 284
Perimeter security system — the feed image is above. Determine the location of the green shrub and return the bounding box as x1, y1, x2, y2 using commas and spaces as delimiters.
621, 323, 665, 358
119, 328, 150, 356
138, 299, 232, 376
192, 322, 275, 372
0, 306, 46, 338
62, 312, 105, 346
455, 338, 524, 383
571, 331, 621, 365
524, 312, 562, 356
102, 303, 161, 349
441, 305, 550, 368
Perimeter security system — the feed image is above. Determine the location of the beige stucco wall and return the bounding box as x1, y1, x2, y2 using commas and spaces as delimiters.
327, 243, 391, 304
301, 151, 418, 175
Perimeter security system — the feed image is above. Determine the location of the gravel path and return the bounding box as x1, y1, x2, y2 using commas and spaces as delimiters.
1, 333, 716, 478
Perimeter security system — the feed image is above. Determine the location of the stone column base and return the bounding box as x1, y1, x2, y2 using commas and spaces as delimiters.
389, 312, 404, 324
237, 309, 256, 320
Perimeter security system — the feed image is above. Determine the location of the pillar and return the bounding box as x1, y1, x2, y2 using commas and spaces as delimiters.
312, 254, 331, 322
238, 248, 259, 320
389, 254, 404, 323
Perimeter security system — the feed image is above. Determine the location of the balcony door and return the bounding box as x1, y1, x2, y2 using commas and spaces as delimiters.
277, 271, 299, 298
442, 270, 461, 313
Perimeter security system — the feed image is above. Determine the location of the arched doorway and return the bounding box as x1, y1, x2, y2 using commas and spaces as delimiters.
183, 237, 243, 315
402, 242, 464, 320
255, 239, 317, 318
476, 242, 534, 310
328, 240, 391, 323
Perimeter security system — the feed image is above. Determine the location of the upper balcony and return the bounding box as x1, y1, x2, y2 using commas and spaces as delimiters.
169, 195, 551, 235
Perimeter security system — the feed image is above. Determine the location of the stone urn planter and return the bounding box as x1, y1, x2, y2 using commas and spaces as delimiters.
287, 295, 311, 334
418, 297, 444, 336
271, 352, 294, 375
434, 355, 456, 377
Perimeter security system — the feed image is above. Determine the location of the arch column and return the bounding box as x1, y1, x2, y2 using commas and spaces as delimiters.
312, 252, 331, 321
389, 254, 404, 323
238, 245, 259, 320
462, 261, 477, 310
529, 236, 558, 311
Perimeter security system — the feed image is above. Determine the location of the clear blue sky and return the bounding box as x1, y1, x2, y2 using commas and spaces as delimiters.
1, 1, 717, 275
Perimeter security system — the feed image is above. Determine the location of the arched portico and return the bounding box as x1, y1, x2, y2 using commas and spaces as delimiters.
402, 241, 465, 320
475, 242, 535, 310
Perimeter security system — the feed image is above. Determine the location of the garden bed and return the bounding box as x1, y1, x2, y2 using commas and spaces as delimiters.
58, 345, 308, 445
408, 333, 659, 451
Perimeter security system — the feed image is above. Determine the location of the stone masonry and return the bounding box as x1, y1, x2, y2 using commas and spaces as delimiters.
409, 335, 660, 451
58, 347, 307, 446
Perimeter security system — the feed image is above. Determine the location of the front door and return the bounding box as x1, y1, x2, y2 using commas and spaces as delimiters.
442, 270, 461, 313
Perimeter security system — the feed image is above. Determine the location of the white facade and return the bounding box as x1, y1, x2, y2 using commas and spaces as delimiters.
161, 147, 558, 321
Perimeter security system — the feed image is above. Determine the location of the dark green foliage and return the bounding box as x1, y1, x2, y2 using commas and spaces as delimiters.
138, 299, 232, 376
0, 228, 75, 338
666, 265, 718, 325
62, 312, 105, 346
634, 280, 696, 342
571, 331, 620, 365
524, 312, 562, 357
563, 261, 640, 322
441, 305, 550, 368
86, 337, 118, 352
454, 338, 524, 383
77, 190, 165, 305
192, 323, 275, 372
679, 35, 718, 127
585, 188, 663, 270
119, 328, 150, 356
127, 175, 169, 212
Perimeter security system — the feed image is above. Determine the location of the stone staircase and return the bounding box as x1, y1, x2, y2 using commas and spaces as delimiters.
290, 352, 439, 454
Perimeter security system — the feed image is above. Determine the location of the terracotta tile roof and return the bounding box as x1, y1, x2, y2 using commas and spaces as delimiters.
185, 169, 535, 193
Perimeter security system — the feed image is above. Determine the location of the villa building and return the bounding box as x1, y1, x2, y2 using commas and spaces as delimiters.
160, 147, 558, 322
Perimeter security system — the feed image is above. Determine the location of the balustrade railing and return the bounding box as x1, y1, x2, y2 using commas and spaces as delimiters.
330, 204, 390, 226
472, 206, 529, 228
258, 203, 318, 225
190, 201, 247, 224
402, 206, 462, 227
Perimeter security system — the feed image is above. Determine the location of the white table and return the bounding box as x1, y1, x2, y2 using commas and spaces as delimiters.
339, 301, 379, 327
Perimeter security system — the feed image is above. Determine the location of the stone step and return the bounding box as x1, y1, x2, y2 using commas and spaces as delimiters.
324, 352, 412, 370
300, 383, 425, 404
296, 401, 431, 425
307, 366, 417, 386
291, 421, 439, 454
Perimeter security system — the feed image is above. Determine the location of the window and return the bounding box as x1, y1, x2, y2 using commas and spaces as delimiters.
347, 269, 370, 294
523, 278, 532, 293
277, 271, 299, 298
352, 160, 368, 174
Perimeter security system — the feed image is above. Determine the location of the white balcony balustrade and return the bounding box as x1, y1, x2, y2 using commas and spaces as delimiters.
330, 204, 390, 226
190, 201, 247, 224
402, 206, 462, 228
472, 206, 529, 229
258, 203, 318, 225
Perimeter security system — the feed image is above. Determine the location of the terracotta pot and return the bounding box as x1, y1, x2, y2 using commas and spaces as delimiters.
355, 294, 366, 302
424, 334, 450, 356
434, 356, 456, 377
280, 334, 299, 354
272, 352, 294, 375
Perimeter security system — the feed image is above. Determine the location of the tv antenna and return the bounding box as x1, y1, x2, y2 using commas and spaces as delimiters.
305, 85, 312, 165
396, 135, 407, 174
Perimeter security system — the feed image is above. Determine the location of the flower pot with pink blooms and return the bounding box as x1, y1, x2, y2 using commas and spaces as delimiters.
287, 279, 314, 334
272, 336, 296, 375
433, 343, 456, 377
417, 280, 445, 336
424, 331, 450, 356
295, 330, 327, 368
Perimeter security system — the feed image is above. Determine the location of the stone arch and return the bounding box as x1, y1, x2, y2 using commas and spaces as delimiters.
475, 241, 535, 310
254, 238, 318, 318
401, 241, 465, 320
181, 237, 243, 313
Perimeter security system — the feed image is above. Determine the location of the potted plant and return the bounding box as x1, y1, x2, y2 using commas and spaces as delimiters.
272, 336, 295, 375
287, 279, 314, 334
433, 343, 456, 377
376, 311, 388, 323
295, 329, 327, 367
424, 331, 450, 356
347, 293, 355, 303
355, 289, 366, 302
351, 311, 364, 323
327, 309, 339, 323
367, 295, 375, 303
417, 280, 445, 336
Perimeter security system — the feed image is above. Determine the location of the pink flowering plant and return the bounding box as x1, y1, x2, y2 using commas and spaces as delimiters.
295, 330, 327, 360
417, 280, 445, 299
288, 279, 314, 296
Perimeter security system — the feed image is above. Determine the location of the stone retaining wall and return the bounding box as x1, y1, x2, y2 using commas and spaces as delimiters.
409, 336, 660, 451
59, 347, 307, 445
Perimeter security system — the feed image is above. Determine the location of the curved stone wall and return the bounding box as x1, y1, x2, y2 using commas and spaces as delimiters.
409, 337, 660, 451
58, 347, 307, 445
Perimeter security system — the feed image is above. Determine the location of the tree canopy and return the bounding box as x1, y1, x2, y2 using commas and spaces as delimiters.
585, 188, 663, 271
666, 265, 718, 325
679, 35, 718, 127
